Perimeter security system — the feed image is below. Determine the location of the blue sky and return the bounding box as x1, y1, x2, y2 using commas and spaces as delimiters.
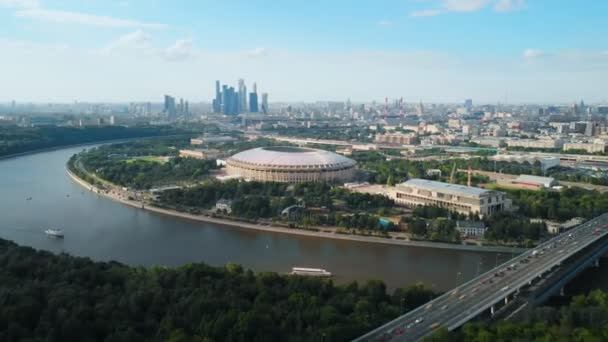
1, 0, 607, 103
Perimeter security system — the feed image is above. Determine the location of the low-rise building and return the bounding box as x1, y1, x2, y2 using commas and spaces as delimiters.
191, 135, 237, 145
391, 179, 511, 216
563, 142, 606, 154
179, 149, 222, 160
490, 154, 560, 173
375, 132, 419, 145
506, 138, 564, 149
456, 220, 487, 238
215, 199, 233, 214
512, 175, 558, 189
471, 137, 505, 148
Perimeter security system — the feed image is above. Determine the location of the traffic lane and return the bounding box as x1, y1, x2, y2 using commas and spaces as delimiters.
366, 221, 608, 341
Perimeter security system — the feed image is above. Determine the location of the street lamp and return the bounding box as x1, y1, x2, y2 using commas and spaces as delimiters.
456, 272, 463, 286
477, 261, 483, 276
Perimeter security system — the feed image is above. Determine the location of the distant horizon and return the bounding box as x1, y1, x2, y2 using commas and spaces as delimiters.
1, 99, 605, 107
1, 1, 607, 103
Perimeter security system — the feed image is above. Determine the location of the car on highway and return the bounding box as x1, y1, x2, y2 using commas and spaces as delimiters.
441, 305, 448, 310
415, 318, 424, 324
430, 323, 440, 329
377, 333, 392, 341
501, 286, 510, 291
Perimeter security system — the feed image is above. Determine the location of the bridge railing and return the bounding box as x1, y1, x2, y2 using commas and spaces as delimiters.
354, 213, 608, 341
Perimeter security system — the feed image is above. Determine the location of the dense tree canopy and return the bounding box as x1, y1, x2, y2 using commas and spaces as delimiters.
0, 126, 189, 157
0, 238, 439, 342
158, 180, 397, 230
505, 187, 608, 221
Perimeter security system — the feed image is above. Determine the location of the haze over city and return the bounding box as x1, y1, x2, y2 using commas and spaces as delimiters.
1, 0, 608, 103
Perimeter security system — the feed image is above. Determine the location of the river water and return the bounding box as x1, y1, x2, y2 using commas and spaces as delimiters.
0, 145, 512, 291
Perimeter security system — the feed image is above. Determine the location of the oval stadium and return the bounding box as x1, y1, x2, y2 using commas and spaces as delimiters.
226, 146, 356, 183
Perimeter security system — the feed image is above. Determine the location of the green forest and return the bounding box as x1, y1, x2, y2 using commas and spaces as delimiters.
427, 289, 608, 341
76, 140, 219, 189
503, 187, 608, 221
158, 180, 398, 231
0, 238, 437, 342
0, 126, 190, 157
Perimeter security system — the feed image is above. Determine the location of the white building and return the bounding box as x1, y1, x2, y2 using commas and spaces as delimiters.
512, 175, 558, 189
456, 221, 487, 238
215, 199, 233, 214
506, 138, 564, 149
490, 154, 560, 173
391, 179, 511, 216
563, 142, 606, 154
179, 149, 221, 160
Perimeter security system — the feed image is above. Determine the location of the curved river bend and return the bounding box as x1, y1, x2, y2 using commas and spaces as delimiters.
0, 145, 511, 291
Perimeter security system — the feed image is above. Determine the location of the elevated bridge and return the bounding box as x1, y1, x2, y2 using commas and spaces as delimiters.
355, 213, 608, 341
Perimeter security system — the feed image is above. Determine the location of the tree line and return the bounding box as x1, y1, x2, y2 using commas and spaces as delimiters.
0, 238, 439, 342
158, 180, 398, 230
0, 125, 190, 157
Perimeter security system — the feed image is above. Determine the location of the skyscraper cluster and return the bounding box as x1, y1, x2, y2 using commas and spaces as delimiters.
212, 79, 267, 115
163, 95, 189, 120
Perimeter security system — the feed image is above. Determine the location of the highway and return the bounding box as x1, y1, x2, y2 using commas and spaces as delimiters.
354, 213, 608, 342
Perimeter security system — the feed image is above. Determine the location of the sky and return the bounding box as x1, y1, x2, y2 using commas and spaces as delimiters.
0, 0, 607, 104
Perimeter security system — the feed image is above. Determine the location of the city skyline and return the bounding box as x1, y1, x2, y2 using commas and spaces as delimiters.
1, 0, 608, 103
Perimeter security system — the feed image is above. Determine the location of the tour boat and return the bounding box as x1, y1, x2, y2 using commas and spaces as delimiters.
44, 228, 64, 238
291, 267, 332, 277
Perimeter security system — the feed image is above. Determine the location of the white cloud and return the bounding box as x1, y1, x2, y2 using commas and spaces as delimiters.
410, 9, 441, 17
443, 0, 490, 12
162, 39, 193, 61
100, 29, 150, 54
247, 47, 266, 58
523, 48, 544, 59
377, 20, 393, 27
433, 0, 525, 14
494, 0, 525, 12
0, 0, 166, 29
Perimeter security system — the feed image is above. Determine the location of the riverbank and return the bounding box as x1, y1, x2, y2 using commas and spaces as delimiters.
66, 168, 525, 254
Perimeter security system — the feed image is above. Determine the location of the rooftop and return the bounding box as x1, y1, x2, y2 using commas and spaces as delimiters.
398, 179, 491, 197
229, 146, 356, 167
515, 175, 556, 185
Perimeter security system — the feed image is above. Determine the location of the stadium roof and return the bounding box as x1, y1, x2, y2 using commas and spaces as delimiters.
229, 146, 356, 168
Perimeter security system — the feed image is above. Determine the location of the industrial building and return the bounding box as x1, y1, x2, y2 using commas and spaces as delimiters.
392, 179, 511, 216
226, 146, 356, 183
490, 154, 560, 173
512, 175, 558, 189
